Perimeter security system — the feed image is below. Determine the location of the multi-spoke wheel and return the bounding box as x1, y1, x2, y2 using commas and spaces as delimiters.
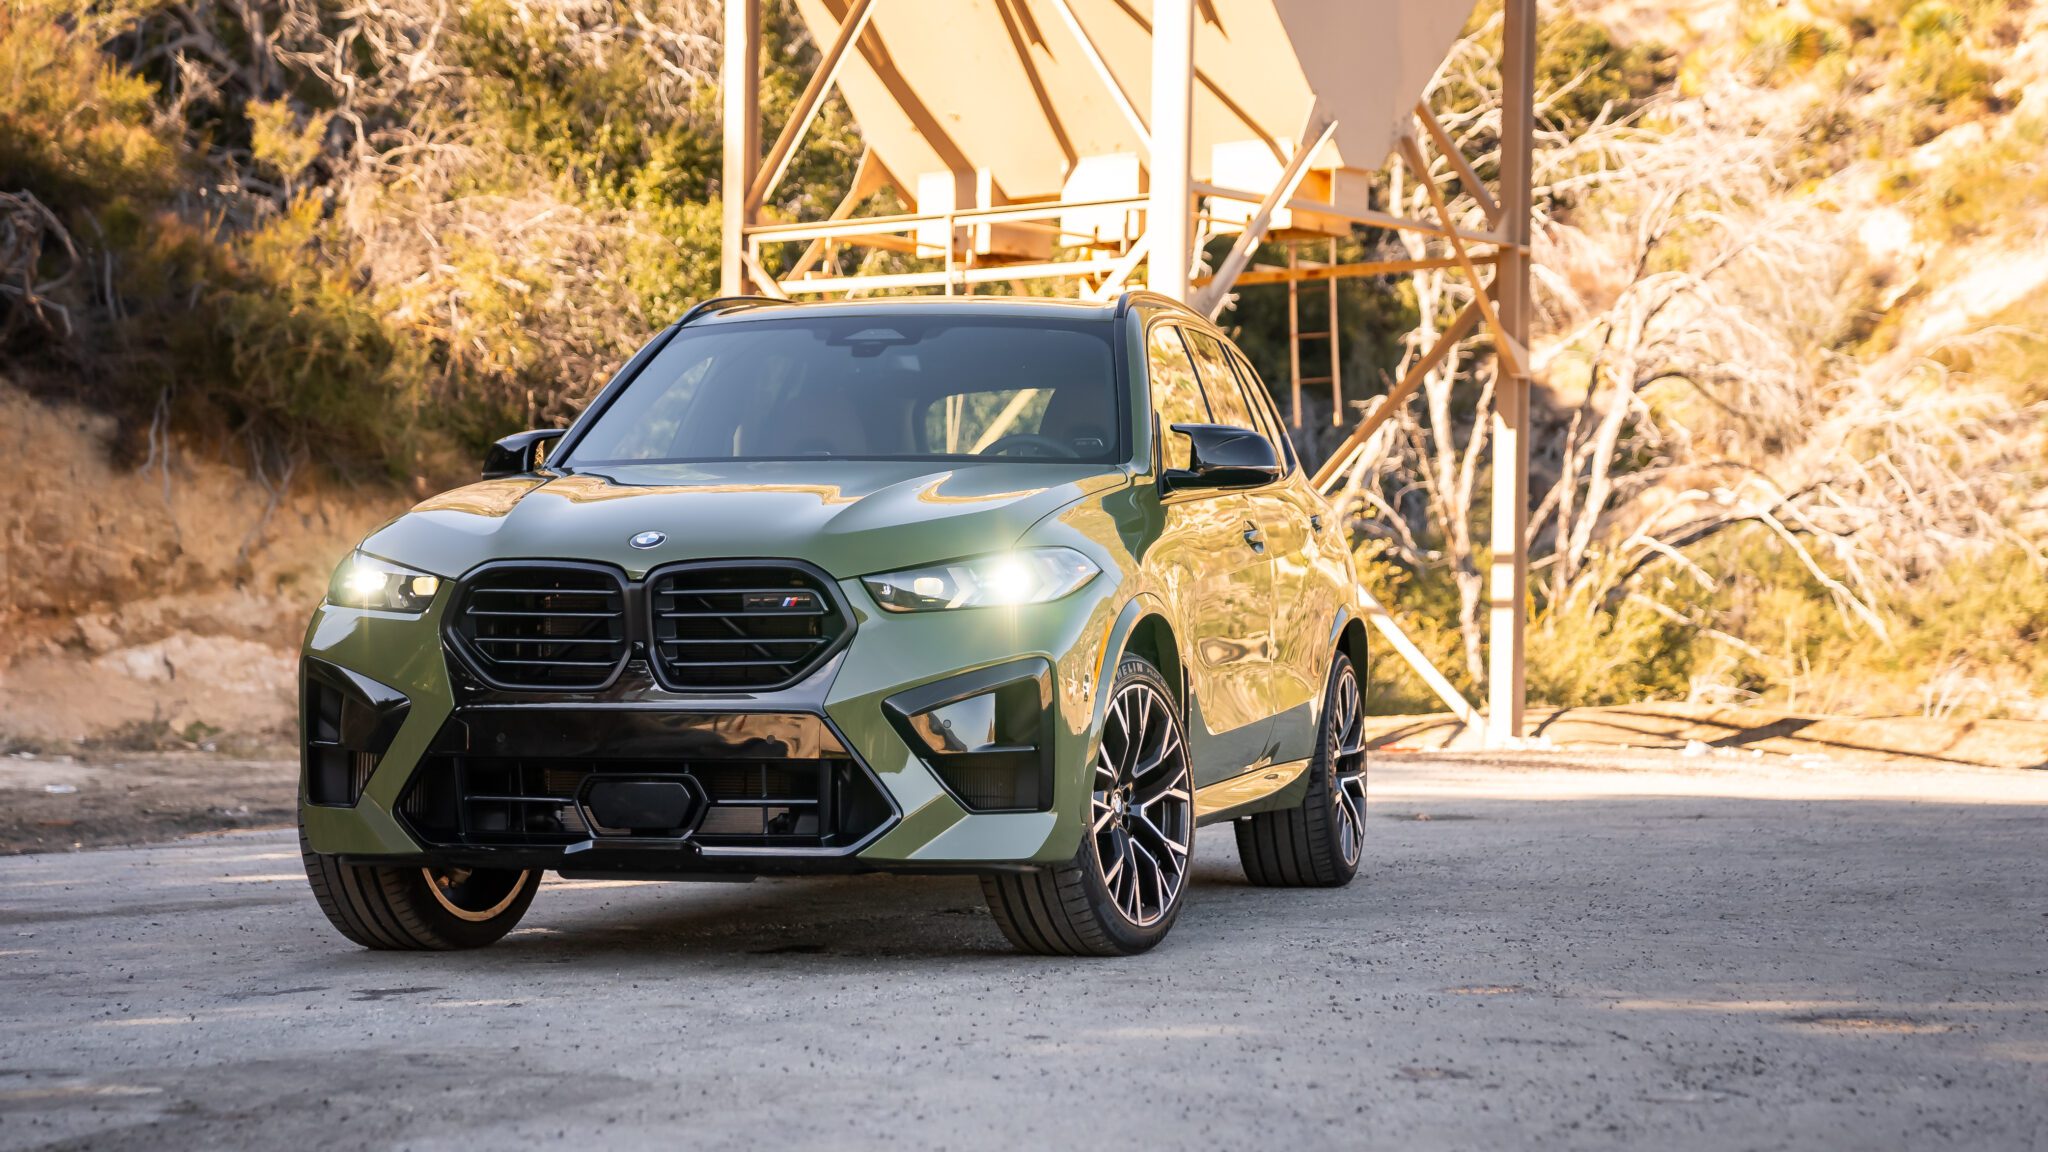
981, 656, 1194, 955
1236, 652, 1368, 887
301, 817, 539, 950
1089, 672, 1194, 927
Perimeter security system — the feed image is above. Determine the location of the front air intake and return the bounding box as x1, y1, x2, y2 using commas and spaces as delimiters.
453, 564, 629, 690
647, 562, 849, 691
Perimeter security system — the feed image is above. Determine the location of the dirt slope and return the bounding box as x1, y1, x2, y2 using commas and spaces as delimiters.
0, 379, 401, 747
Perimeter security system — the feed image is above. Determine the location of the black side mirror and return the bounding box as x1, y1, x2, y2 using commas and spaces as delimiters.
1160, 424, 1281, 495
482, 429, 565, 480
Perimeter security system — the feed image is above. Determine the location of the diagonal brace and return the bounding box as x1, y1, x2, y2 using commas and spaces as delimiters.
1195, 106, 1338, 319
1312, 298, 1482, 490
1398, 131, 1525, 378
748, 0, 877, 214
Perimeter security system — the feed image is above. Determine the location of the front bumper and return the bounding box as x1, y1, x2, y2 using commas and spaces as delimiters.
299, 569, 1123, 874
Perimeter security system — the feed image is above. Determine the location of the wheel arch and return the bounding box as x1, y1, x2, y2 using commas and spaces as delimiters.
1117, 610, 1186, 720
1331, 607, 1370, 686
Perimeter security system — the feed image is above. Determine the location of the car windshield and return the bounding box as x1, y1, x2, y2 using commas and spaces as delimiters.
561, 314, 1122, 466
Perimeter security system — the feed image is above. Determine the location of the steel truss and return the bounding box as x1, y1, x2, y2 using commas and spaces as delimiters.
720, 0, 1537, 742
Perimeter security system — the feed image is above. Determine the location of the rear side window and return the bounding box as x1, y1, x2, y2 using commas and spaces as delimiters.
1146, 324, 1209, 471
1182, 329, 1256, 430
1228, 350, 1298, 474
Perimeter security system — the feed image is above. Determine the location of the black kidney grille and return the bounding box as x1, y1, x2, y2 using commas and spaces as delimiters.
458, 567, 627, 688
650, 565, 846, 690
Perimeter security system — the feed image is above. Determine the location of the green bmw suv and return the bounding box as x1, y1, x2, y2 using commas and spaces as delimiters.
299, 292, 1372, 956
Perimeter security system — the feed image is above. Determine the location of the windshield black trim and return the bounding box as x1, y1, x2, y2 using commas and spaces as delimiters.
567, 455, 1124, 468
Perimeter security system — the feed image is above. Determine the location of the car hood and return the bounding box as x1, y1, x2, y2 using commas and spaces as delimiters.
360, 460, 1128, 580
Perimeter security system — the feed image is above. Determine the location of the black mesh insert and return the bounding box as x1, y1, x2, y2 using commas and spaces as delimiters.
648, 563, 848, 691
454, 566, 628, 689
400, 754, 892, 851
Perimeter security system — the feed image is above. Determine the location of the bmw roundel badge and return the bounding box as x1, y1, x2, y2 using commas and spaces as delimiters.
629, 530, 666, 550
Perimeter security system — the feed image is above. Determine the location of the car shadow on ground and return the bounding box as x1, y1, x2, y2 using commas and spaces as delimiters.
300, 839, 1308, 966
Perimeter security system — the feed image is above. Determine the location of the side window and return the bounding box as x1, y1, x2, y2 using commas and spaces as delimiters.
1187, 325, 1277, 469
1146, 323, 1209, 471
1182, 330, 1255, 430
1229, 350, 1298, 474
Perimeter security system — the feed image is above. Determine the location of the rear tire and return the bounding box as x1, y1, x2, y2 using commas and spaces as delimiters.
300, 819, 539, 950
981, 656, 1193, 956
1235, 652, 1367, 887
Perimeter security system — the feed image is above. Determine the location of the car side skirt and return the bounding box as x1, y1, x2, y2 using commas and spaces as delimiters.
1191, 755, 1313, 826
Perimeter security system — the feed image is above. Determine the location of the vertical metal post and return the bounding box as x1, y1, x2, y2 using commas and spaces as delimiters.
1488, 0, 1536, 743
1286, 241, 1302, 427
1327, 236, 1342, 426
720, 0, 761, 296
1146, 0, 1195, 301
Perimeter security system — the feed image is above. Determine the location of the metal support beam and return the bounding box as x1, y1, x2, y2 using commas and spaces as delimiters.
1196, 107, 1337, 318
1416, 101, 1501, 229
1398, 131, 1525, 378
1191, 182, 1510, 250
1311, 299, 1483, 490
720, 0, 760, 295
1488, 0, 1537, 744
1327, 236, 1342, 425
1358, 584, 1482, 727
1286, 243, 1302, 427
1146, 0, 1195, 301
1202, 254, 1475, 288
749, 0, 875, 215
786, 149, 887, 279
1047, 0, 1152, 153
1084, 233, 1152, 301
777, 254, 1126, 295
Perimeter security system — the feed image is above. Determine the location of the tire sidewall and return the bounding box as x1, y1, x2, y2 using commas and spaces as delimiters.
1309, 652, 1364, 883
1075, 656, 1191, 952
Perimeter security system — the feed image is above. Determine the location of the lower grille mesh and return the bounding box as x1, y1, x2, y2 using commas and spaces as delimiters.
401, 754, 891, 850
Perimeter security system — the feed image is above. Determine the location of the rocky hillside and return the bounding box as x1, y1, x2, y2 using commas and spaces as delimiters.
0, 377, 389, 745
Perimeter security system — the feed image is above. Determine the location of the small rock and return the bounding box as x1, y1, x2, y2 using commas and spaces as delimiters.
74, 614, 122, 655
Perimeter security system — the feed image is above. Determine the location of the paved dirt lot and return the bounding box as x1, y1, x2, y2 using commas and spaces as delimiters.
2, 752, 2045, 1151
0, 750, 295, 855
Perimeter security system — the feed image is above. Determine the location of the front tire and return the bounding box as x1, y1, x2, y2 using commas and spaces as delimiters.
981, 656, 1194, 956
1235, 652, 1367, 887
300, 820, 539, 950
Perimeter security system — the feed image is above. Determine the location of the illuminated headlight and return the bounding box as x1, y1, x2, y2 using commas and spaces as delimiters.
863, 548, 1100, 612
327, 552, 442, 614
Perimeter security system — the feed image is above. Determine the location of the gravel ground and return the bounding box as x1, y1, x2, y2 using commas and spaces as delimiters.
1, 751, 2045, 1151
0, 750, 295, 855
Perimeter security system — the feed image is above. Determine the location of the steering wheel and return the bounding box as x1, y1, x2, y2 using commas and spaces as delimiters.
980, 433, 1079, 459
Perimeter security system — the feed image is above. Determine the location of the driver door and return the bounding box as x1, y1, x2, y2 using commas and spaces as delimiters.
1144, 323, 1276, 786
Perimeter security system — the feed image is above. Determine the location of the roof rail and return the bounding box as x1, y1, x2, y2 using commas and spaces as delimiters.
1113, 289, 1215, 327
675, 296, 788, 326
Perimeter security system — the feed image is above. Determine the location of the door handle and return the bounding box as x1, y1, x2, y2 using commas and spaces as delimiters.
1243, 526, 1266, 552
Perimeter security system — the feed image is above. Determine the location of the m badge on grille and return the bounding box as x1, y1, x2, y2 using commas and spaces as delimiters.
744, 590, 819, 613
